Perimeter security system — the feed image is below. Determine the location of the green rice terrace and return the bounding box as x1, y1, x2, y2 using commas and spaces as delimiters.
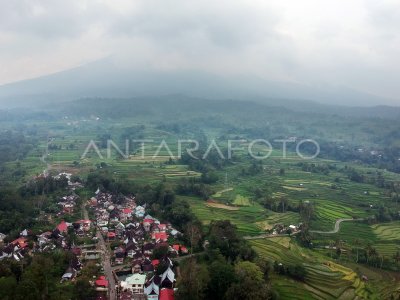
3, 117, 400, 299
250, 237, 400, 300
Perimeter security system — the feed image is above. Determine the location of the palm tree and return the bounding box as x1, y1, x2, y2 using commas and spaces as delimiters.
365, 244, 372, 264
353, 238, 361, 263
329, 240, 335, 258
281, 197, 289, 213
393, 251, 400, 269
335, 239, 344, 261
367, 246, 378, 267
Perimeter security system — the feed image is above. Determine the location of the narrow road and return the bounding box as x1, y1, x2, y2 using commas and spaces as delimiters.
96, 229, 117, 300
310, 218, 364, 234
243, 218, 365, 239
82, 202, 89, 220
173, 252, 204, 262
82, 202, 116, 300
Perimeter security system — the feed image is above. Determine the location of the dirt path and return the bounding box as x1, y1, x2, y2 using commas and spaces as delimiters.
40, 137, 54, 175
243, 231, 301, 240
310, 218, 364, 234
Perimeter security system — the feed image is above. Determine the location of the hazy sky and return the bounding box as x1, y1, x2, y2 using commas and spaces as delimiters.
0, 0, 399, 101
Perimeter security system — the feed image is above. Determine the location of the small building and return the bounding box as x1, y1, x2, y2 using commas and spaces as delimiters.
121, 273, 146, 294
143, 242, 155, 256
135, 206, 145, 218
0, 233, 6, 243
143, 219, 154, 232
160, 267, 175, 289
151, 232, 168, 242
158, 224, 167, 231
142, 259, 154, 273
172, 244, 188, 255
107, 232, 116, 240
74, 219, 92, 232
151, 259, 160, 268
57, 220, 69, 233
159, 288, 174, 300
95, 276, 108, 291
122, 208, 133, 219
20, 229, 30, 237
114, 247, 125, 264
169, 229, 180, 237
144, 281, 159, 300
115, 222, 126, 236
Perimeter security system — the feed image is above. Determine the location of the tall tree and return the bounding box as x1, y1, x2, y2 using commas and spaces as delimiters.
206, 258, 236, 300
353, 238, 361, 263
225, 261, 271, 300
176, 259, 209, 300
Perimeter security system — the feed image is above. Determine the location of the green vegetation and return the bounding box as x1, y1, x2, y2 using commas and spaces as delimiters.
1, 97, 400, 299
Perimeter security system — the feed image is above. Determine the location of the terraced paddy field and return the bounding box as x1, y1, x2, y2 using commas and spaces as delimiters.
311, 201, 366, 231
211, 187, 238, 203
184, 195, 266, 235
341, 262, 400, 299
314, 221, 400, 258
374, 243, 400, 257
211, 155, 394, 232
249, 238, 392, 299
332, 222, 377, 243
232, 194, 251, 206
257, 211, 300, 230
270, 276, 315, 300
212, 188, 233, 198
372, 222, 400, 241
206, 201, 239, 211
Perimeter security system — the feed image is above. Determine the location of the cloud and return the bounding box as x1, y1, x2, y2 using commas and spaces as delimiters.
0, 0, 399, 103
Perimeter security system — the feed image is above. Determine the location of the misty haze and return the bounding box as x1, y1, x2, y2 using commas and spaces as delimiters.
0, 1, 400, 300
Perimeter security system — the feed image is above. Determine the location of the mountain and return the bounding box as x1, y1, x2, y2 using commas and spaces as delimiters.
0, 57, 394, 109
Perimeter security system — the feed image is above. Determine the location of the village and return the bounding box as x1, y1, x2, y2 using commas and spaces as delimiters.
0, 173, 188, 300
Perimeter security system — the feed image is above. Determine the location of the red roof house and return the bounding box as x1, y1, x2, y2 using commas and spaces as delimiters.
123, 208, 133, 214
107, 232, 116, 239
152, 232, 168, 242
151, 259, 160, 267
71, 247, 82, 256
172, 244, 188, 254
95, 276, 108, 287
57, 220, 68, 233
159, 288, 174, 300
11, 237, 28, 249
158, 224, 167, 231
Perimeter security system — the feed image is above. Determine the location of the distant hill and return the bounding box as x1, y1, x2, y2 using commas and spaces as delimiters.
0, 57, 396, 111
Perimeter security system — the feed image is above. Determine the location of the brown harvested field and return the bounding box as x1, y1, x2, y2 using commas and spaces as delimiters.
206, 200, 239, 211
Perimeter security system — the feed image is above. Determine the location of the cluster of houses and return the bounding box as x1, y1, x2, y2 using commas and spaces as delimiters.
58, 193, 80, 215
55, 172, 84, 189
270, 223, 301, 235
0, 171, 93, 283
1, 183, 187, 300
0, 219, 85, 283
90, 189, 186, 300
35, 215, 93, 254
0, 235, 29, 261
117, 257, 176, 300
